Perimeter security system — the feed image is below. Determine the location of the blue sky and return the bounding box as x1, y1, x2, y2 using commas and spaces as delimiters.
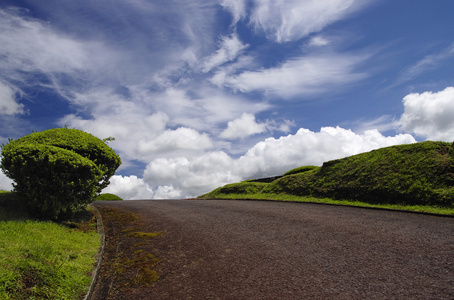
1, 0, 454, 199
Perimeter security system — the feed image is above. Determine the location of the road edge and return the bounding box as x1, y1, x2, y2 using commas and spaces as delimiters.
84, 205, 106, 300
192, 198, 454, 218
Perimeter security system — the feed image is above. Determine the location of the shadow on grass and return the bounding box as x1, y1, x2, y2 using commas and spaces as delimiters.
0, 192, 31, 221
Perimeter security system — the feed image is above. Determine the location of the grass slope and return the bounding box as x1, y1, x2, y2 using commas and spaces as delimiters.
199, 141, 454, 213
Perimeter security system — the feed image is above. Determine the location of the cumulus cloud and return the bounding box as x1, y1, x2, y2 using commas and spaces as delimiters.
236, 127, 415, 178
143, 152, 241, 198
127, 126, 416, 199
0, 81, 23, 115
59, 86, 271, 165
399, 87, 454, 141
223, 53, 367, 98
103, 175, 154, 200
153, 185, 183, 199
0, 170, 13, 191
220, 113, 267, 139
249, 0, 366, 42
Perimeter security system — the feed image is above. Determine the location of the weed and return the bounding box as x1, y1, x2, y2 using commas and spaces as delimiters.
129, 231, 166, 238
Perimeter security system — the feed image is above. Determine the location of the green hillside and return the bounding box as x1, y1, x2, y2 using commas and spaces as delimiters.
199, 141, 454, 209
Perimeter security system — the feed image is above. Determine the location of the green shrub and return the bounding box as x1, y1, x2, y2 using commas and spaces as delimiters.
0, 128, 121, 220
96, 193, 123, 201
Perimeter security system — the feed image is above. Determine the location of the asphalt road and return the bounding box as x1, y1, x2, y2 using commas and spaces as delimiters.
94, 199, 454, 299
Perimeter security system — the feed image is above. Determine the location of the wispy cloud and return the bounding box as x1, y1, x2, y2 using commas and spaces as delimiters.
399, 43, 454, 83
201, 34, 249, 73
249, 0, 367, 42
221, 53, 368, 99
221, 0, 247, 26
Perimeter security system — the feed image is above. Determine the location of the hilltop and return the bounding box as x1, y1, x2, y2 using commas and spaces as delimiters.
199, 141, 454, 208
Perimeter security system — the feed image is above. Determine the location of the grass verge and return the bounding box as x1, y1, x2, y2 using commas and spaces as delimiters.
0, 192, 101, 300
201, 192, 454, 216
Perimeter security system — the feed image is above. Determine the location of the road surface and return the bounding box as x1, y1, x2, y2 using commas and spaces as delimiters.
92, 199, 454, 299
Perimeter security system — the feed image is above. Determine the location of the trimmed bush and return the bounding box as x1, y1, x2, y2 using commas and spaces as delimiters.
0, 128, 121, 219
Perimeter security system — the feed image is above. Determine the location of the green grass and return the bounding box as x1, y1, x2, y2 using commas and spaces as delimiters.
199, 141, 454, 216
96, 193, 123, 201
0, 192, 100, 300
200, 192, 454, 216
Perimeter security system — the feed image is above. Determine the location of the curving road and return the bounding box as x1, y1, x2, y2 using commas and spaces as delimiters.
93, 199, 454, 299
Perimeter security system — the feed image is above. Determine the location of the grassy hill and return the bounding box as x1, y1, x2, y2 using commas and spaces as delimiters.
199, 141, 454, 210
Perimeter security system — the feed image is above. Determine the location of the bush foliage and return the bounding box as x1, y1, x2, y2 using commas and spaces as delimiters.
0, 128, 121, 219
201, 141, 454, 207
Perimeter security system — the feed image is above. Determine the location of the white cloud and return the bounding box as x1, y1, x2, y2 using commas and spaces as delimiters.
140, 87, 270, 131
153, 185, 183, 199
0, 170, 14, 191
308, 36, 331, 47
0, 9, 115, 78
59, 86, 271, 165
0, 7, 122, 108
223, 53, 367, 98
133, 126, 416, 199
249, 0, 365, 42
202, 34, 249, 72
351, 115, 396, 134
209, 55, 257, 87
399, 87, 454, 141
235, 126, 416, 179
221, 0, 247, 25
0, 81, 23, 115
0, 10, 85, 74
400, 43, 454, 82
220, 113, 267, 139
143, 152, 241, 198
102, 175, 154, 200
137, 127, 213, 154
59, 88, 169, 162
